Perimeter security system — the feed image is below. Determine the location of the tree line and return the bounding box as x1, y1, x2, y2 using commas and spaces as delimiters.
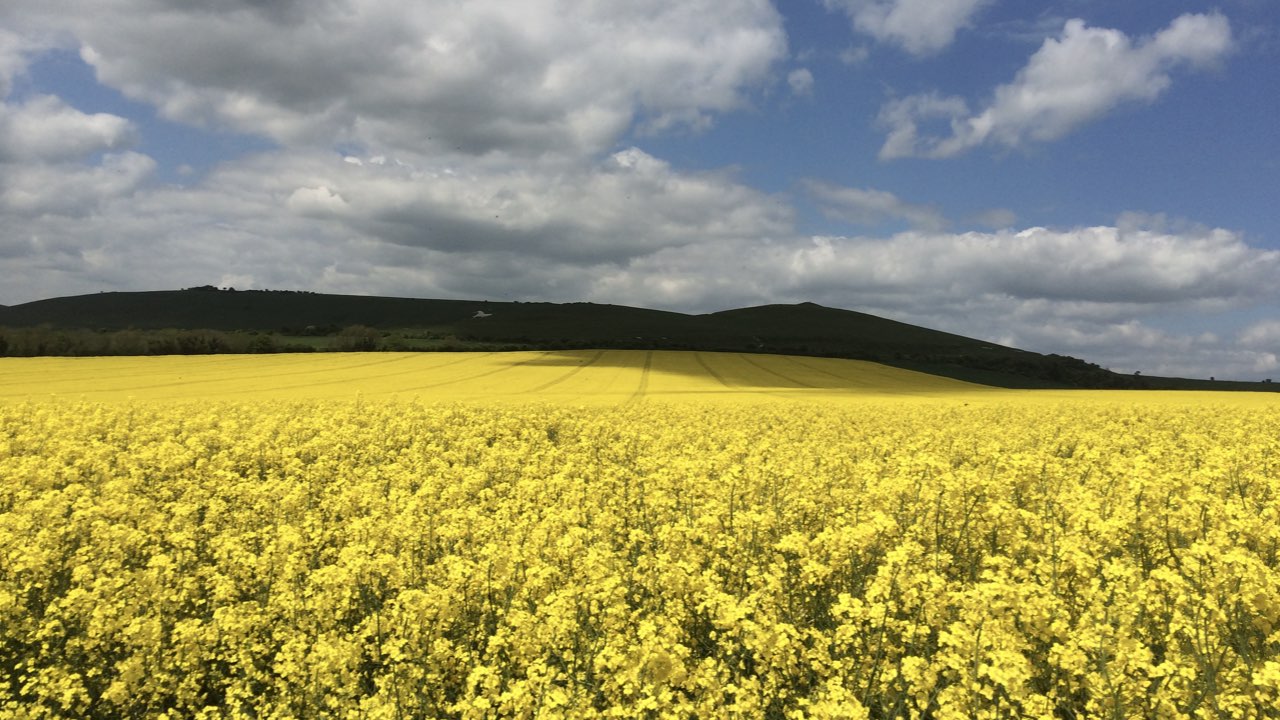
0, 327, 310, 356
0, 325, 516, 356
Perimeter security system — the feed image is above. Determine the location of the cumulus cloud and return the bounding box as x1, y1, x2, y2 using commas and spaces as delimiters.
584, 224, 1280, 378
879, 13, 1234, 158
876, 92, 971, 160
0, 0, 792, 298
270, 147, 793, 263
804, 180, 946, 231
0, 3, 1273, 381
1240, 321, 1280, 349
0, 151, 155, 216
788, 68, 815, 97
0, 143, 793, 302
0, 30, 29, 98
1, 136, 1276, 379
0, 42, 149, 218
286, 186, 350, 217
0, 95, 136, 162
11, 0, 787, 158
820, 0, 993, 55
1007, 320, 1277, 378
796, 225, 1277, 306
839, 46, 870, 65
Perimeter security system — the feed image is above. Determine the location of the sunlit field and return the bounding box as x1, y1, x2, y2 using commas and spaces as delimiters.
0, 350, 992, 404
3, 352, 1279, 718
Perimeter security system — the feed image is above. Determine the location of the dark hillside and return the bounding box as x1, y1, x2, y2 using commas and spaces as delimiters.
2, 288, 1274, 391
702, 303, 1010, 355
0, 289, 483, 331
0, 290, 1019, 361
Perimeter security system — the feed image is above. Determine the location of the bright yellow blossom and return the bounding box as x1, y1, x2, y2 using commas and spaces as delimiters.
1, 351, 1278, 717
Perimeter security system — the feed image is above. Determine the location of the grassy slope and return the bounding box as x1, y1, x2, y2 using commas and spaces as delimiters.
2, 289, 1275, 391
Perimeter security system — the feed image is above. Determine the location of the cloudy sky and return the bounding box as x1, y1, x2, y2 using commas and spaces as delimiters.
1, 1, 1277, 378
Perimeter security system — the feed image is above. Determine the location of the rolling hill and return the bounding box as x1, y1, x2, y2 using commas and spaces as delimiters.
1, 287, 1274, 391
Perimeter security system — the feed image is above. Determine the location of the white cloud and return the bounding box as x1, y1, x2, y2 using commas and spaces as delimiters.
880, 13, 1234, 158
0, 31, 149, 219
770, 226, 1279, 308
0, 144, 792, 302
0, 95, 136, 162
287, 186, 350, 217
1007, 320, 1277, 378
1240, 320, 1280, 349
276, 147, 794, 263
581, 217, 1280, 379
839, 46, 870, 65
787, 68, 815, 97
821, 0, 993, 55
583, 223, 1280, 378
0, 151, 155, 216
0, 30, 29, 98
2, 141, 1277, 379
13, 0, 787, 159
0, 3, 1274, 382
877, 92, 970, 160
804, 180, 946, 231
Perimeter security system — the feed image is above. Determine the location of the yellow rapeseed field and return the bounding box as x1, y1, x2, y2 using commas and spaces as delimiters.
2, 352, 1279, 718
0, 350, 987, 404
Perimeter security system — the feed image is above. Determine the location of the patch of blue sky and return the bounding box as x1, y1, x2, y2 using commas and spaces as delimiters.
14, 48, 276, 185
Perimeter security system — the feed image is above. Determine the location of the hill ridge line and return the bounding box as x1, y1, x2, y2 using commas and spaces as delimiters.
1, 288, 1274, 392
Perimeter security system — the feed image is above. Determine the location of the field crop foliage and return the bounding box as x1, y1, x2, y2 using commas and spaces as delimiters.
2, 351, 1280, 718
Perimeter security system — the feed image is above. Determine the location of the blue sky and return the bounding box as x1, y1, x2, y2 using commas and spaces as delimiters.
1, 1, 1278, 378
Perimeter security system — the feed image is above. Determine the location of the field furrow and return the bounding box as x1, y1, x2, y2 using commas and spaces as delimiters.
524, 349, 606, 393
738, 352, 820, 388
626, 350, 654, 403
